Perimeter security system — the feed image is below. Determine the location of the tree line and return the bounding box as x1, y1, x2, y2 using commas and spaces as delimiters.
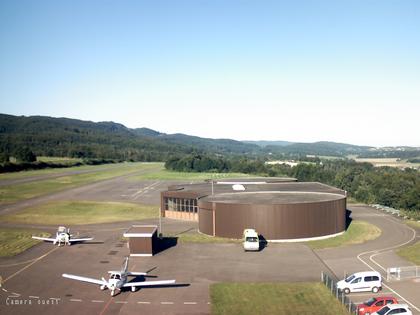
165, 155, 420, 215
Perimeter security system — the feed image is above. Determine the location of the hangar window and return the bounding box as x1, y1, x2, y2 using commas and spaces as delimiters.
164, 197, 198, 213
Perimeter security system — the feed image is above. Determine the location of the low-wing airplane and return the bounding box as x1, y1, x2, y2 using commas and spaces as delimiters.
62, 257, 176, 296
32, 226, 93, 246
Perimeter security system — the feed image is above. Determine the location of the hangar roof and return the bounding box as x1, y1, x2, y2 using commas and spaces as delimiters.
201, 191, 345, 205
163, 180, 345, 199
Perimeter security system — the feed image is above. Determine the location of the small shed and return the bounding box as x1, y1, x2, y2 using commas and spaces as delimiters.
123, 225, 158, 257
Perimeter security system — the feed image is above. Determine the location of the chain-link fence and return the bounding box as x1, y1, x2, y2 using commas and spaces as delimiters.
321, 272, 358, 314
387, 266, 420, 281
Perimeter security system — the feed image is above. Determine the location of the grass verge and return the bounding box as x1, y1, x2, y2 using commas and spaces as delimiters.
306, 221, 381, 250
171, 232, 241, 244
0, 201, 159, 225
405, 220, 420, 229
0, 228, 50, 257
0, 162, 162, 204
211, 282, 350, 315
397, 241, 420, 265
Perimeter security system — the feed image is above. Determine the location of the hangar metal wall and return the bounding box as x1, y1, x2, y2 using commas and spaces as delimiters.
198, 197, 346, 240
198, 205, 214, 236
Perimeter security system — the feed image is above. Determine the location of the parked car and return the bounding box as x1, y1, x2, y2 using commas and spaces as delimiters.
371, 303, 412, 315
357, 296, 399, 315
337, 271, 382, 294
242, 229, 259, 251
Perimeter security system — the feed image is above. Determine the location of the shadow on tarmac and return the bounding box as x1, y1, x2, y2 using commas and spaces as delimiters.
345, 209, 353, 230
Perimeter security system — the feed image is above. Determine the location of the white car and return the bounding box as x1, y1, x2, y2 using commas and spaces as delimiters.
337, 271, 382, 294
372, 303, 412, 315
243, 229, 259, 251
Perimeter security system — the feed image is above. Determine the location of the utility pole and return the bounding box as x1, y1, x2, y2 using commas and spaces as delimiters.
159, 207, 162, 237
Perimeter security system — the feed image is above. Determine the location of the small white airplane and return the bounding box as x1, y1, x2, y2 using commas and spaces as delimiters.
62, 257, 176, 296
32, 226, 93, 246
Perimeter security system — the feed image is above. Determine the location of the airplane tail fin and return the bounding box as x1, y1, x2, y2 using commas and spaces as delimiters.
121, 256, 129, 273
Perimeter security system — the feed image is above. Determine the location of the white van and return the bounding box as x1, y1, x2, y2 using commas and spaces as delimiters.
337, 271, 382, 294
243, 229, 259, 251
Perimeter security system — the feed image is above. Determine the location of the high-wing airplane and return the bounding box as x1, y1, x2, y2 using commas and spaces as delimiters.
32, 226, 93, 246
62, 257, 176, 296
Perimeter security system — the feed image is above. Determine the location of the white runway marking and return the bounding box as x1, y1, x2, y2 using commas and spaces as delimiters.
115, 301, 128, 304
29, 295, 39, 299
3, 246, 59, 283
92, 300, 104, 303
184, 302, 197, 305
131, 181, 161, 200
137, 301, 151, 304
70, 299, 82, 302
161, 301, 174, 305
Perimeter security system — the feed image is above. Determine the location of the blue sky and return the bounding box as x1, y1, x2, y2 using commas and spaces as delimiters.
0, 0, 419, 146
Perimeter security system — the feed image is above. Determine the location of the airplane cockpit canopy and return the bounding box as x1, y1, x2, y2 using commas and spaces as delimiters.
110, 274, 121, 280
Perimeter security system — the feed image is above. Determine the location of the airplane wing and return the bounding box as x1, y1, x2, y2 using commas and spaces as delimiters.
32, 236, 56, 242
62, 273, 107, 286
69, 237, 93, 243
127, 272, 148, 276
123, 279, 176, 287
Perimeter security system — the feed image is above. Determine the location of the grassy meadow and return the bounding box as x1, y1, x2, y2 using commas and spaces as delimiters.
130, 169, 252, 181
0, 227, 50, 257
397, 241, 420, 265
0, 201, 159, 225
306, 221, 381, 250
211, 282, 350, 315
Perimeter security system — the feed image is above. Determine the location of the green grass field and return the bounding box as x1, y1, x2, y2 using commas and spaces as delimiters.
36, 156, 83, 164
130, 169, 251, 181
0, 162, 162, 204
0, 201, 159, 225
306, 221, 381, 250
211, 282, 350, 315
172, 232, 241, 244
406, 220, 420, 229
397, 241, 420, 265
0, 228, 50, 257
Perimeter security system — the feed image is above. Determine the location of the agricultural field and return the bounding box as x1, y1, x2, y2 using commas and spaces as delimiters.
211, 282, 350, 315
354, 157, 420, 169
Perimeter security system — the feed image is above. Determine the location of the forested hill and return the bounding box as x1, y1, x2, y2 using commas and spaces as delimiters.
0, 114, 260, 161
1, 114, 419, 161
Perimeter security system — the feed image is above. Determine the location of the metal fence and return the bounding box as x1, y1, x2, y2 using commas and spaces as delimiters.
321, 272, 358, 315
387, 266, 420, 281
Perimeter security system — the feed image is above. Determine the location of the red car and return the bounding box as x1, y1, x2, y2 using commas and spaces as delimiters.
358, 297, 399, 315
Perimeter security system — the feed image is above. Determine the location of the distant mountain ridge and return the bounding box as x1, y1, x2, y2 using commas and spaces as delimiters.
0, 113, 418, 160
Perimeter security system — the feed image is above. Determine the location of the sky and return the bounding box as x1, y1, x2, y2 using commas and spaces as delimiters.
0, 0, 419, 147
